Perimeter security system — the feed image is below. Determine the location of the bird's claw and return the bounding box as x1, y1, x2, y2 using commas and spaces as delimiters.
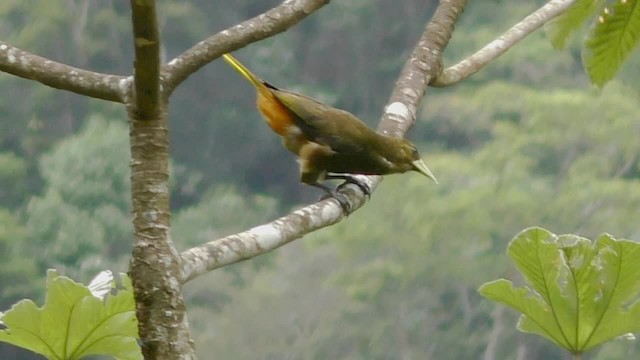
336, 177, 371, 199
320, 191, 352, 214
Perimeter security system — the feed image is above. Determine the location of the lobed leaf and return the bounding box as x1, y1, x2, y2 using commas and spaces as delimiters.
0, 270, 141, 360
479, 227, 640, 354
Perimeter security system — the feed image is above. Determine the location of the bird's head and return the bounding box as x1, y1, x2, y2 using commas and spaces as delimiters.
392, 139, 438, 183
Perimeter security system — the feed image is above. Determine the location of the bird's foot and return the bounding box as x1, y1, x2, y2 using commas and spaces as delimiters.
308, 180, 356, 214
319, 191, 352, 214
335, 176, 371, 199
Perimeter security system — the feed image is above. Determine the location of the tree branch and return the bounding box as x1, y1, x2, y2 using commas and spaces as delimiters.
380, 0, 465, 136
0, 41, 127, 102
130, 0, 161, 117
180, 183, 371, 283
162, 0, 331, 95
179, 0, 468, 284
431, 0, 577, 87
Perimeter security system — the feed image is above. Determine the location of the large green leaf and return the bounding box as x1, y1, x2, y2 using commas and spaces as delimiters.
0, 270, 141, 360
546, 0, 606, 49
479, 227, 640, 354
583, 0, 640, 86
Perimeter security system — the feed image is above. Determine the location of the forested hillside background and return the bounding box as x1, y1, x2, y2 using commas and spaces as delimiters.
1, 0, 640, 358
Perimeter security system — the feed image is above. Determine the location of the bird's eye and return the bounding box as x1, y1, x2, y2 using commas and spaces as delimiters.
411, 147, 420, 159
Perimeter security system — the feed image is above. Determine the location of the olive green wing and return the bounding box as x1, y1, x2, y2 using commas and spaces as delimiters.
272, 89, 370, 154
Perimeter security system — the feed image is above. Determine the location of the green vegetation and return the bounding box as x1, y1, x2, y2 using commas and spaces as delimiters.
1, 0, 640, 359
480, 227, 640, 357
545, 0, 640, 87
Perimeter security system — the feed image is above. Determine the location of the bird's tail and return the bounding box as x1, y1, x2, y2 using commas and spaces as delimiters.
222, 54, 271, 98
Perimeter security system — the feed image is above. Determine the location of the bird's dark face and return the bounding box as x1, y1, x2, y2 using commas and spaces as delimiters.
392, 140, 420, 165
395, 140, 438, 183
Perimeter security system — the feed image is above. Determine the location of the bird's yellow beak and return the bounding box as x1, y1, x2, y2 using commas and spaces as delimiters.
412, 159, 438, 184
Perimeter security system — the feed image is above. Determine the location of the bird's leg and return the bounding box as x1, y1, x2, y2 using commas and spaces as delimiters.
326, 174, 371, 198
299, 152, 353, 213
300, 169, 351, 212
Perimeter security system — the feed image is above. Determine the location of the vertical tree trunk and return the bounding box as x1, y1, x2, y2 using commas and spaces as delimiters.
127, 0, 196, 357
127, 98, 196, 359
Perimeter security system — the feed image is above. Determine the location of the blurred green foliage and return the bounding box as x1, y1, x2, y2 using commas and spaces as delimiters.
0, 152, 28, 207
24, 117, 132, 280
1, 0, 640, 359
0, 209, 37, 308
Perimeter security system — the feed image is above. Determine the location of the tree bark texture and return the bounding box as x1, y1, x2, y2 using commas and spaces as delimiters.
127, 98, 195, 359
127, 0, 197, 358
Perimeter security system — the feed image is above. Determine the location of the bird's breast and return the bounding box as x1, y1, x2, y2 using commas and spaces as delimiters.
323, 151, 396, 175
257, 92, 297, 137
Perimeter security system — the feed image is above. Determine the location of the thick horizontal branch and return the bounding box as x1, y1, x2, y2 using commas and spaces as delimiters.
431, 0, 577, 87
180, 177, 376, 282
0, 41, 127, 102
179, 0, 467, 283
162, 0, 330, 94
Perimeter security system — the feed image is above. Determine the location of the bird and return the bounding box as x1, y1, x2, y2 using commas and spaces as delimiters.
221, 53, 437, 212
